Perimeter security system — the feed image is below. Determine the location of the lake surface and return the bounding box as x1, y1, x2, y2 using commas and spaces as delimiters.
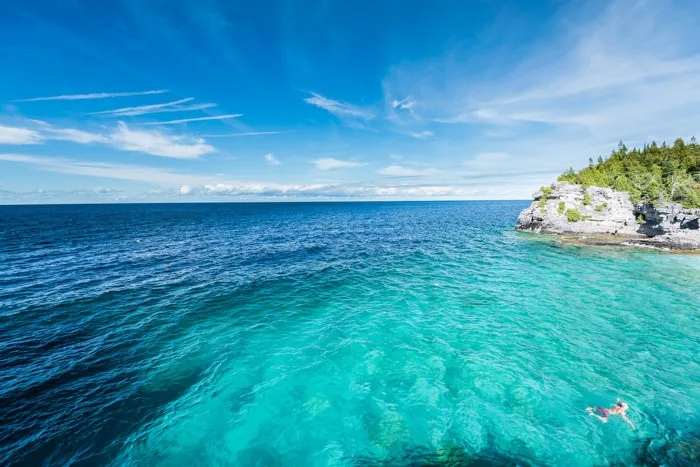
1, 202, 698, 466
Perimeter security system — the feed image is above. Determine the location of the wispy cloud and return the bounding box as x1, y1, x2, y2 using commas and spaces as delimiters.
0, 124, 43, 144
203, 130, 295, 138
409, 131, 433, 139
0, 121, 216, 158
142, 114, 242, 125
13, 89, 168, 102
304, 92, 375, 120
0, 153, 215, 185
110, 122, 214, 158
264, 153, 281, 165
392, 97, 416, 110
385, 94, 421, 125
313, 157, 366, 170
382, 0, 700, 172
378, 165, 437, 177
91, 98, 216, 117
91, 98, 194, 116
43, 128, 108, 144
391, 96, 417, 119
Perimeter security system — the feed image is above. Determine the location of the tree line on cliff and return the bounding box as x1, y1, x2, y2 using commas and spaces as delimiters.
558, 137, 700, 208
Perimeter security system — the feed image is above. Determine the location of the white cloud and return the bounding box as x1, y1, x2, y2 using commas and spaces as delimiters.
264, 153, 281, 165
392, 97, 416, 114
13, 89, 168, 102
409, 131, 433, 139
385, 94, 421, 125
91, 98, 193, 115
378, 165, 437, 177
202, 181, 510, 199
304, 92, 374, 120
203, 182, 327, 195
0, 153, 537, 200
142, 114, 242, 125
0, 121, 216, 158
313, 158, 365, 170
44, 128, 108, 144
0, 125, 43, 144
0, 153, 215, 185
91, 98, 216, 117
109, 122, 214, 158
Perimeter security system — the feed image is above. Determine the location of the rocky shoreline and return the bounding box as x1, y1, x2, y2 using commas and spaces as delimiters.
516, 182, 700, 251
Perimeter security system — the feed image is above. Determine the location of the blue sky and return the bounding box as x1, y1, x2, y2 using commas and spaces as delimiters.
1, 0, 699, 203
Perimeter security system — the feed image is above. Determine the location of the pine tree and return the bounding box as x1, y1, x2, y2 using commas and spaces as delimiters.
557, 138, 700, 208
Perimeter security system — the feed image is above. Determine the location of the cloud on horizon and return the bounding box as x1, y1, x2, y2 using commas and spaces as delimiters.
0, 152, 536, 200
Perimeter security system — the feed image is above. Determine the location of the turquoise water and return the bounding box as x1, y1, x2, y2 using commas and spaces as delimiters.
1, 202, 699, 465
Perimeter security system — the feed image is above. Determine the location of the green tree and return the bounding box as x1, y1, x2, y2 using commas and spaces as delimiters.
557, 138, 700, 208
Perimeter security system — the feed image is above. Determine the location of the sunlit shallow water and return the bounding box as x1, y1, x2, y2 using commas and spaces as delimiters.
1, 202, 699, 466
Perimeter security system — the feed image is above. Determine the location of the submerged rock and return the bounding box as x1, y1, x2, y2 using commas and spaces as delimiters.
516, 182, 700, 251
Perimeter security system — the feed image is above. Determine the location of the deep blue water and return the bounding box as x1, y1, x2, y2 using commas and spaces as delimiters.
1, 202, 699, 466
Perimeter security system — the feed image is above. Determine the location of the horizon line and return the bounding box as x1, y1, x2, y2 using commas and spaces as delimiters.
0, 198, 531, 207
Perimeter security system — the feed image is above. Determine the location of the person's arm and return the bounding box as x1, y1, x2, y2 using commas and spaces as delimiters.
621, 414, 635, 429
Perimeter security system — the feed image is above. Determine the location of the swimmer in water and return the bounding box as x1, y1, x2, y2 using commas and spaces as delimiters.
586, 399, 635, 428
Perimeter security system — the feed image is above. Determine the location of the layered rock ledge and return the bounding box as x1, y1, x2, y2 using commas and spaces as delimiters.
516, 182, 700, 251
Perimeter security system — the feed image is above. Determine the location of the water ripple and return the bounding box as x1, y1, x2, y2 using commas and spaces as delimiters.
1, 202, 699, 466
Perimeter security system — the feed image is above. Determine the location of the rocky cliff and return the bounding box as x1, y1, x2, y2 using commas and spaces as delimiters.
516, 182, 700, 250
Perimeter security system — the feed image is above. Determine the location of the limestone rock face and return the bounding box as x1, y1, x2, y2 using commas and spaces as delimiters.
635, 203, 700, 250
516, 182, 700, 250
